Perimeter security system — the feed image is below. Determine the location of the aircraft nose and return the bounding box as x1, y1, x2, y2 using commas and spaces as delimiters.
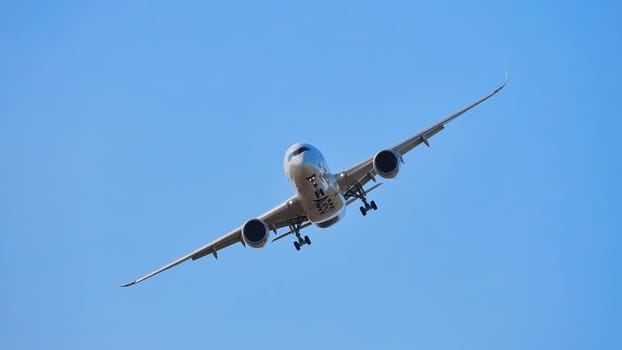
289, 161, 316, 179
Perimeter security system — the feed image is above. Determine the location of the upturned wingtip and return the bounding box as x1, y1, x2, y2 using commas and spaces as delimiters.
119, 281, 137, 288
493, 72, 509, 94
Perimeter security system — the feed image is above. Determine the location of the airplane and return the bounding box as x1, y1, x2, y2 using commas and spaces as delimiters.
120, 75, 507, 287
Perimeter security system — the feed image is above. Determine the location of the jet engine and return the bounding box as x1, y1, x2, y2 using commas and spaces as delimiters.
373, 149, 401, 179
242, 218, 269, 248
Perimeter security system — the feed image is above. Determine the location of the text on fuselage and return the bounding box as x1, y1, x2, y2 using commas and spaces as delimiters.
307, 174, 336, 215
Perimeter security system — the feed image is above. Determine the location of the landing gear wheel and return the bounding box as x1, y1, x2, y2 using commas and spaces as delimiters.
360, 206, 367, 216
370, 201, 377, 210
294, 241, 301, 251
304, 235, 311, 245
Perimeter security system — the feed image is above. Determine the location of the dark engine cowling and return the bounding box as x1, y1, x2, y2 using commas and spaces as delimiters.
242, 218, 269, 248
373, 149, 401, 179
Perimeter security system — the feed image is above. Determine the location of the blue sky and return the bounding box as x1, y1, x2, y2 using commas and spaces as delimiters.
1, 1, 620, 349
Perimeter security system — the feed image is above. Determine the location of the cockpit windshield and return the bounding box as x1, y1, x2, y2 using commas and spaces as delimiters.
287, 146, 310, 161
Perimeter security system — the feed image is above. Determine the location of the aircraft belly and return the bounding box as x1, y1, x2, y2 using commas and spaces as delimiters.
302, 186, 345, 225
291, 157, 345, 227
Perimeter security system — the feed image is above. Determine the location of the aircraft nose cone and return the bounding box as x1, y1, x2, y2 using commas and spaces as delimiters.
290, 161, 315, 179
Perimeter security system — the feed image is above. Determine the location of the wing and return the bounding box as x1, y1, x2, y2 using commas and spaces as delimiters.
336, 74, 508, 196
120, 196, 306, 287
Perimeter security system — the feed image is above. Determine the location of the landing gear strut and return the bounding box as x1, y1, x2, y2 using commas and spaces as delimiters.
289, 218, 311, 251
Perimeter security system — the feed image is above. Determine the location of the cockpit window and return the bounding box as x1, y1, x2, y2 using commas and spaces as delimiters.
287, 146, 310, 161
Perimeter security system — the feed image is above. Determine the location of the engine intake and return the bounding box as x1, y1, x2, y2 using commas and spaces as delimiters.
373, 149, 401, 179
242, 218, 269, 248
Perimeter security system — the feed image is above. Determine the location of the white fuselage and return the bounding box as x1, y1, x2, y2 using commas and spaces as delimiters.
284, 143, 346, 228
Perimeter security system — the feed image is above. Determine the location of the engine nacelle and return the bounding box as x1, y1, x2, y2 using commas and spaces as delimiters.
242, 218, 269, 248
373, 149, 401, 179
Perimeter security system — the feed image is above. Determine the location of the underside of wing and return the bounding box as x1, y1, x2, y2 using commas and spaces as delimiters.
391, 73, 508, 156
335, 74, 507, 194
259, 196, 307, 232
119, 229, 242, 287
119, 196, 307, 287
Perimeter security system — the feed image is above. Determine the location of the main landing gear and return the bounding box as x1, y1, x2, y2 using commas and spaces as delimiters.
289, 218, 311, 251
293, 235, 312, 251
360, 200, 377, 216
348, 183, 378, 216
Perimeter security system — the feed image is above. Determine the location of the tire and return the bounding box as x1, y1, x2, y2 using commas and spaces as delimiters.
294, 241, 301, 251
370, 201, 377, 210
360, 206, 367, 216
304, 235, 311, 245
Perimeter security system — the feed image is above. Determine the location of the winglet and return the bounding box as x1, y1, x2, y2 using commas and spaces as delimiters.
497, 72, 509, 93
119, 280, 137, 288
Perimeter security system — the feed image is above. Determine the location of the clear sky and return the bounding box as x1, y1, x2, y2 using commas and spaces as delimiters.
1, 1, 620, 349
